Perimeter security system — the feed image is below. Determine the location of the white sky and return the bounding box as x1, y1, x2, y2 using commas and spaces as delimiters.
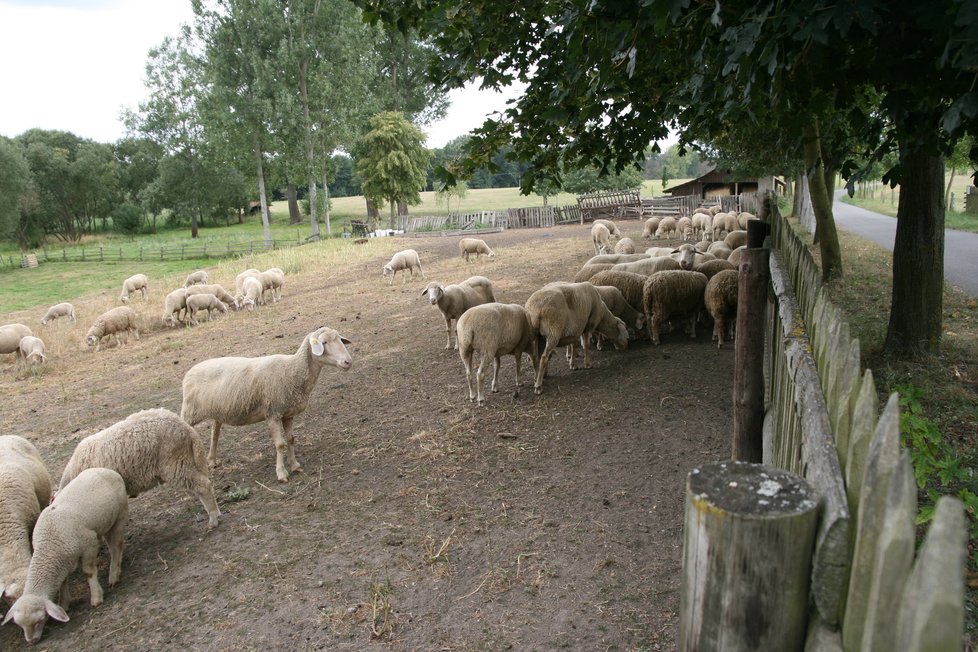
0, 0, 518, 149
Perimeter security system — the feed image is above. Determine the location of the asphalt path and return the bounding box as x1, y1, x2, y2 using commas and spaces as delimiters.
832, 190, 978, 298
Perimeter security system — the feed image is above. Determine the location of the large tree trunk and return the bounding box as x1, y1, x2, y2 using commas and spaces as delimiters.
366, 198, 379, 230
298, 61, 321, 241
389, 200, 397, 230
883, 148, 945, 358
287, 182, 301, 224
803, 122, 843, 281
254, 135, 272, 246
321, 158, 332, 237
189, 154, 199, 239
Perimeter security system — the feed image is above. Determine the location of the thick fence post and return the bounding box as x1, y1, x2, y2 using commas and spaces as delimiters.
732, 219, 771, 461
679, 461, 819, 651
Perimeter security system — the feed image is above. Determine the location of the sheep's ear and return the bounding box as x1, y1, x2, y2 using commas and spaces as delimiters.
45, 600, 69, 622
421, 288, 428, 296
670, 248, 680, 253
310, 337, 325, 357
2, 607, 13, 625
340, 336, 352, 345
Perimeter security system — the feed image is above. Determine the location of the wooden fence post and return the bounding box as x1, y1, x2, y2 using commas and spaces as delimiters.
732, 219, 771, 462
679, 461, 819, 651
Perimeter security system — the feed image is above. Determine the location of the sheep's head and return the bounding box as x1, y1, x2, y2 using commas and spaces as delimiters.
85, 334, 99, 347
609, 317, 629, 350
307, 327, 353, 371
488, 251, 496, 261
672, 244, 697, 270
3, 593, 69, 644
120, 294, 130, 304
382, 264, 394, 277
421, 282, 444, 305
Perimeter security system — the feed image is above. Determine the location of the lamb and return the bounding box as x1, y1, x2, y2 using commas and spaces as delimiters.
119, 273, 148, 304
642, 270, 709, 345
584, 253, 650, 266
257, 269, 285, 303
705, 269, 739, 348
588, 270, 648, 312
183, 270, 209, 287
724, 229, 748, 250
234, 269, 261, 295
58, 408, 220, 529
694, 258, 737, 280
458, 237, 496, 262
642, 217, 661, 240
383, 249, 425, 285
85, 307, 139, 352
40, 303, 75, 326
162, 288, 188, 327
422, 276, 497, 349
1, 324, 33, 360
239, 276, 264, 311
592, 219, 621, 239
456, 303, 538, 406
611, 255, 682, 276
186, 283, 237, 309
591, 222, 611, 255
707, 241, 733, 259
573, 263, 616, 283
180, 326, 353, 482
728, 245, 747, 267
186, 293, 229, 325
676, 216, 694, 241
16, 336, 46, 367
0, 436, 52, 602
2, 468, 127, 644
655, 217, 678, 239
525, 282, 628, 394
614, 237, 636, 254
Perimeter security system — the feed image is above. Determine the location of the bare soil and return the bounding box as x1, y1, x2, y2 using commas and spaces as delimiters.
0, 224, 732, 651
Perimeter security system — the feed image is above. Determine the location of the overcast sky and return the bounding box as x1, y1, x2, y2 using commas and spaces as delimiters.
0, 0, 517, 149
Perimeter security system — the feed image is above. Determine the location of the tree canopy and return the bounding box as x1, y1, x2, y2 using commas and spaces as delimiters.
356, 111, 431, 228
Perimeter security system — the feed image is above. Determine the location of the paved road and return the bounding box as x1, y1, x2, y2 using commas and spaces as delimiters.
832, 191, 978, 298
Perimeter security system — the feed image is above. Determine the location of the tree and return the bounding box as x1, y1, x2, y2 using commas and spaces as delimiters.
113, 203, 144, 238
562, 165, 644, 195
946, 135, 976, 209
0, 136, 35, 249
435, 179, 467, 213
355, 111, 431, 229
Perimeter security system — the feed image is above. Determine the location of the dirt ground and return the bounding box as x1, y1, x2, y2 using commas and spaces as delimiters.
0, 224, 732, 651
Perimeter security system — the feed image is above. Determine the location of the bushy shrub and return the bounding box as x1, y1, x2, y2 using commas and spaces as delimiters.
113, 203, 144, 238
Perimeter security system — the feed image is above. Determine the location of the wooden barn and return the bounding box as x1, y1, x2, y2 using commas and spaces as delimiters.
663, 169, 784, 199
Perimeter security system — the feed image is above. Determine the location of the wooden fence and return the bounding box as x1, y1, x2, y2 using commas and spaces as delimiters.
403, 211, 504, 232
577, 189, 641, 221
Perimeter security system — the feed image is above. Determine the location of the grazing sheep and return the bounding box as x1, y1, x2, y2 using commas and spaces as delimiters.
525, 282, 628, 394
738, 211, 758, 229
614, 237, 636, 254
183, 271, 209, 287
676, 216, 694, 241
119, 273, 148, 304
591, 222, 611, 255
234, 268, 261, 295
239, 277, 264, 311
692, 213, 714, 240
728, 245, 747, 267
162, 288, 188, 327
642, 270, 709, 345
0, 436, 52, 602
584, 253, 650, 266
1, 324, 33, 360
16, 336, 46, 367
642, 217, 661, 240
593, 219, 621, 239
588, 270, 648, 312
180, 326, 353, 482
383, 249, 425, 285
707, 241, 733, 259
706, 269, 740, 348
593, 285, 645, 335
712, 213, 729, 240
655, 217, 678, 239
694, 258, 737, 280
40, 303, 75, 326
723, 213, 740, 234
573, 263, 616, 283
456, 303, 538, 406
257, 269, 285, 303
725, 229, 748, 250
85, 307, 139, 352
709, 205, 723, 215
2, 468, 127, 644
185, 283, 237, 309
58, 408, 220, 529
458, 238, 496, 262
422, 276, 496, 349
186, 293, 229, 325
693, 207, 712, 217
611, 256, 682, 276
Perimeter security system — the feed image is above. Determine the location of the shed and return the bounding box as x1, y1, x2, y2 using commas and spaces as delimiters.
663, 169, 785, 198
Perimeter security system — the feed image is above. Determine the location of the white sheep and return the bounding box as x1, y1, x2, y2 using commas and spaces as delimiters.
239, 276, 264, 311
592, 219, 621, 239
588, 269, 648, 312
725, 229, 748, 250
573, 263, 616, 283
16, 336, 46, 367
257, 269, 285, 303
422, 276, 497, 349
592, 284, 645, 336
40, 303, 75, 326
694, 239, 711, 253
525, 282, 628, 395
591, 222, 611, 255
0, 436, 52, 602
383, 249, 425, 285
654, 217, 678, 239
611, 256, 681, 276
186, 283, 237, 309
705, 269, 739, 348
456, 303, 539, 406
180, 326, 353, 482
738, 211, 758, 229
162, 288, 188, 327
85, 307, 139, 352
183, 270, 209, 287
234, 269, 261, 295
584, 253, 650, 266
119, 273, 148, 304
728, 245, 747, 267
670, 243, 716, 271
694, 258, 737, 280
58, 408, 220, 529
676, 216, 694, 241
646, 246, 676, 257
186, 293, 229, 325
692, 214, 713, 240
2, 467, 127, 644
642, 217, 661, 240
712, 212, 728, 240
614, 237, 636, 254
458, 237, 496, 262
723, 213, 740, 234
707, 241, 733, 259
1, 324, 33, 360
642, 270, 709, 345
692, 207, 712, 217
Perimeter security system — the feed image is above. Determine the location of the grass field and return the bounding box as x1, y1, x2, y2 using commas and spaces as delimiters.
839, 174, 978, 233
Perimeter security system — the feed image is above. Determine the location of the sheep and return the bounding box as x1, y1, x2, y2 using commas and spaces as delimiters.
185, 283, 237, 309
588, 270, 648, 312
723, 213, 740, 234
422, 276, 497, 349
40, 303, 75, 326
16, 336, 46, 367
2, 468, 127, 644
180, 326, 353, 483
738, 211, 758, 229
712, 212, 729, 240
709, 205, 723, 215
119, 273, 148, 304
694, 258, 737, 280
693, 207, 713, 217
456, 303, 538, 406
728, 245, 747, 267
642, 270, 709, 345
574, 263, 616, 283
614, 237, 636, 254
707, 241, 733, 259
705, 269, 740, 348
383, 249, 425, 285
676, 216, 694, 241
611, 256, 682, 276
593, 284, 645, 335
692, 213, 713, 240
1, 324, 33, 360
655, 217, 678, 239
186, 293, 229, 325
162, 288, 188, 327
183, 270, 209, 287
725, 229, 748, 250
234, 269, 261, 295
0, 436, 52, 602
591, 222, 611, 255
670, 242, 716, 271
646, 246, 676, 257
525, 282, 628, 394
694, 239, 711, 253
593, 219, 621, 239
584, 253, 650, 266
85, 307, 139, 352
239, 276, 264, 311
257, 269, 285, 303
58, 408, 220, 529
458, 237, 496, 262
642, 217, 661, 240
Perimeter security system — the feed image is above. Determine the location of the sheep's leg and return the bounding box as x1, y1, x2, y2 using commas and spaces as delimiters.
190, 472, 221, 528
475, 354, 487, 406
267, 418, 291, 482
489, 355, 501, 394
105, 505, 127, 587
650, 314, 662, 345
581, 332, 593, 369
462, 348, 476, 402
534, 340, 556, 395
80, 532, 104, 606
207, 422, 223, 468
687, 314, 697, 339
513, 352, 522, 394
418, 263, 425, 279
444, 314, 453, 349
282, 416, 302, 474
